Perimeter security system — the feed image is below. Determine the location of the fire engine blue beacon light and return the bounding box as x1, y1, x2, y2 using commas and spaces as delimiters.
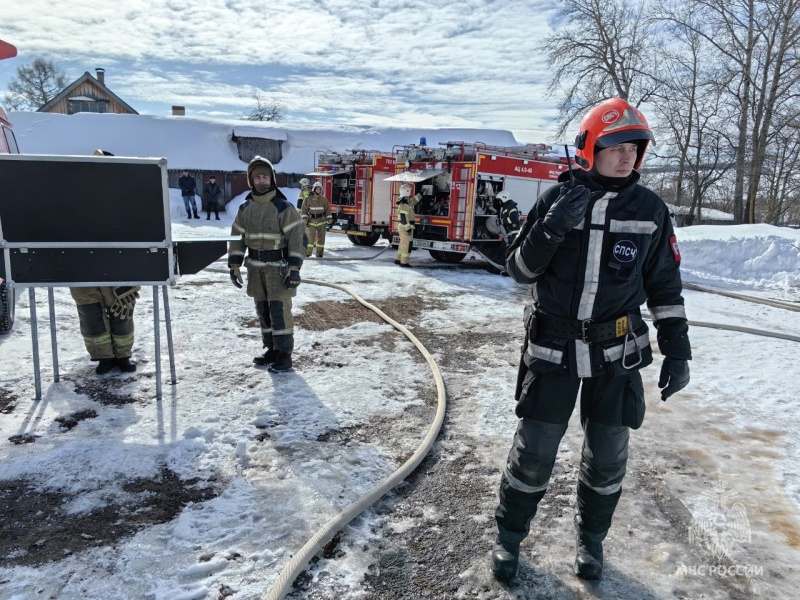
419, 137, 427, 146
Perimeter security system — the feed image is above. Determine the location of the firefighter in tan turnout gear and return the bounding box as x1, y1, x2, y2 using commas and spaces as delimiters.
301, 181, 333, 257
395, 184, 419, 267
228, 156, 305, 373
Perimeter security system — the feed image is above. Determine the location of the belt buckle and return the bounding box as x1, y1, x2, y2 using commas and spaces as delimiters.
580, 319, 593, 344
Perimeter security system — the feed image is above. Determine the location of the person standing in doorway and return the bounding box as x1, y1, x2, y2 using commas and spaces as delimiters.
491, 98, 691, 582
203, 175, 222, 220
179, 169, 200, 219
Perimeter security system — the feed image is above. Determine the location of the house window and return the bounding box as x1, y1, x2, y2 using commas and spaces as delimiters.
69, 100, 109, 114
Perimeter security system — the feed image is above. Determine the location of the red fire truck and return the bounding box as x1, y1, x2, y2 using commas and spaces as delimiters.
386, 141, 570, 269
306, 149, 396, 246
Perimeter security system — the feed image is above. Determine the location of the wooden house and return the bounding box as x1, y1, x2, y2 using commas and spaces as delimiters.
38, 68, 138, 115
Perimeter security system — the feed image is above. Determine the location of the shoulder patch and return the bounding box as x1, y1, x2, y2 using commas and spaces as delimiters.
669, 235, 681, 262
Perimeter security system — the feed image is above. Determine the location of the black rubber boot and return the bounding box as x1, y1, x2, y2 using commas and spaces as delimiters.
253, 349, 279, 366
114, 357, 137, 372
95, 358, 115, 374
574, 515, 606, 580
573, 483, 621, 581
268, 351, 293, 373
492, 481, 546, 582
194, 213, 200, 219
490, 540, 520, 581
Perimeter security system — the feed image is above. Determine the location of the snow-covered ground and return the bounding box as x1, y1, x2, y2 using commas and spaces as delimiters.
1, 189, 799, 599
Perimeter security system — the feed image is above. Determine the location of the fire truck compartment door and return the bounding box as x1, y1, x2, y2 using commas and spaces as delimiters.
384, 169, 446, 183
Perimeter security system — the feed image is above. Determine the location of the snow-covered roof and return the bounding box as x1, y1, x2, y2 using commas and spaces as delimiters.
667, 203, 734, 221
10, 111, 521, 173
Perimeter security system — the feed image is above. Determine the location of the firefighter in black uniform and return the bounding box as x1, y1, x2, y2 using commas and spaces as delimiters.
491, 98, 691, 582
493, 190, 521, 245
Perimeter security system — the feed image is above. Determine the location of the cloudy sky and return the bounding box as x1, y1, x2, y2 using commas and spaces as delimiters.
0, 0, 566, 142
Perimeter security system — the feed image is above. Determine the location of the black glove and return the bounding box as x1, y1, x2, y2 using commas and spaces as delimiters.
229, 267, 243, 289
284, 270, 301, 289
658, 357, 690, 401
109, 286, 140, 320
542, 184, 590, 241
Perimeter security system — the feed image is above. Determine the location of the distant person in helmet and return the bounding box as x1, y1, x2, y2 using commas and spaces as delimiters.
297, 178, 312, 210
228, 156, 305, 373
492, 98, 691, 582
493, 190, 520, 245
301, 181, 333, 257
395, 184, 418, 267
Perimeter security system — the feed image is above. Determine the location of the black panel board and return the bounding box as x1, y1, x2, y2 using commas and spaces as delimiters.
0, 157, 166, 243
174, 240, 228, 275
10, 248, 169, 284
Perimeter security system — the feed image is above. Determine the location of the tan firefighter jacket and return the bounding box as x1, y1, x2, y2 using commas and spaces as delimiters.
228, 190, 306, 271
301, 193, 332, 227
397, 196, 417, 232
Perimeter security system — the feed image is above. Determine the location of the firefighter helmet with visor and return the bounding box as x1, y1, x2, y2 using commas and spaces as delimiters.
399, 184, 412, 198
299, 178, 310, 187
573, 98, 655, 171
495, 190, 512, 203
312, 181, 323, 191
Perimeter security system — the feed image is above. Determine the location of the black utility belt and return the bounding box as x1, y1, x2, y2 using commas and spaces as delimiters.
536, 312, 642, 343
248, 248, 285, 261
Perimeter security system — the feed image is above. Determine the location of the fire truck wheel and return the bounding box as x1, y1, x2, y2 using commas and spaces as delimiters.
429, 250, 465, 264
0, 281, 14, 335
347, 234, 363, 246
359, 233, 380, 246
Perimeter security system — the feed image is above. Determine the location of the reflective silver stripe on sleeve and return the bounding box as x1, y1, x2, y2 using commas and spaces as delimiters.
513, 248, 537, 279
283, 220, 304, 232
609, 219, 658, 234
289, 251, 306, 260
233, 223, 246, 234
228, 250, 245, 257
575, 339, 593, 378
504, 468, 549, 493
650, 305, 687, 320
602, 332, 650, 362
525, 342, 563, 364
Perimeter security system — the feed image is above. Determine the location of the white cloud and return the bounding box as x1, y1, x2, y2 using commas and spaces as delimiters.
1, 0, 563, 139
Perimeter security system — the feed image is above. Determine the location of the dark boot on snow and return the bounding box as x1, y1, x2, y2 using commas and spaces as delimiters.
253, 349, 279, 366
114, 357, 137, 373
95, 358, 115, 374
268, 351, 293, 373
490, 540, 520, 581
574, 515, 606, 580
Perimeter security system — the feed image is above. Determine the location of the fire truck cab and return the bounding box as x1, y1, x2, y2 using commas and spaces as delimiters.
386, 141, 569, 270
306, 149, 396, 246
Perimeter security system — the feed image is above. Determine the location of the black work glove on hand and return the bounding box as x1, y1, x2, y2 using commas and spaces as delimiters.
542, 184, 590, 241
658, 357, 690, 401
284, 270, 301, 289
229, 267, 243, 289
109, 286, 140, 320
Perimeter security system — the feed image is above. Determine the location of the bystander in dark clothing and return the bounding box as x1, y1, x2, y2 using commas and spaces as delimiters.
204, 176, 222, 220
179, 170, 200, 219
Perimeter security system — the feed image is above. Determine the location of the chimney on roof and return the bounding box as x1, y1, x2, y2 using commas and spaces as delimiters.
172, 105, 186, 116
95, 68, 105, 85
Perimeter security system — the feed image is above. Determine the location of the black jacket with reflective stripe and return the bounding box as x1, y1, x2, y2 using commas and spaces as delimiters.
507, 169, 690, 376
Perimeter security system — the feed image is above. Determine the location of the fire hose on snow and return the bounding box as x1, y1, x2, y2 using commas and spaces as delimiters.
262, 278, 447, 600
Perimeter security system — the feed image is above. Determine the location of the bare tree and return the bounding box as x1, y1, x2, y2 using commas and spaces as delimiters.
657, 0, 800, 224
540, 0, 661, 138
242, 91, 285, 122
2, 57, 67, 111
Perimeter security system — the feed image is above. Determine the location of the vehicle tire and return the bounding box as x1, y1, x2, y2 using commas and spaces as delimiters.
0, 281, 14, 335
347, 234, 363, 246
359, 232, 380, 246
429, 249, 466, 263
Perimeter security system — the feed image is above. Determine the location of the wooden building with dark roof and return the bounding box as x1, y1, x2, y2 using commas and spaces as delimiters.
38, 68, 138, 115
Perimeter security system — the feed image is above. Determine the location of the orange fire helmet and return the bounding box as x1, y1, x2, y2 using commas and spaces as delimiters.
573, 98, 655, 171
